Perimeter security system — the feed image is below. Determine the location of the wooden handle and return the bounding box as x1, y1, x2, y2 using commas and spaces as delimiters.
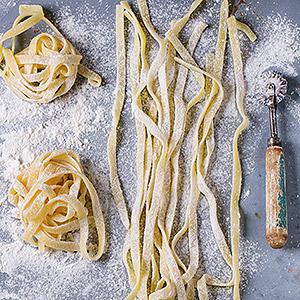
266, 145, 288, 248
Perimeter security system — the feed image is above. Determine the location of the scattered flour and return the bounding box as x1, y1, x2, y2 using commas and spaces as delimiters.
0, 1, 299, 300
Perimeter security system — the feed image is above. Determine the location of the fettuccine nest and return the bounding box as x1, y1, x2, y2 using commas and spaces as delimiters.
8, 150, 105, 261
0, 5, 101, 103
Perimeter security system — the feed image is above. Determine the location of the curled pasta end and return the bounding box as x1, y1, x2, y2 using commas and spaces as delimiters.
19, 5, 44, 17
78, 64, 102, 87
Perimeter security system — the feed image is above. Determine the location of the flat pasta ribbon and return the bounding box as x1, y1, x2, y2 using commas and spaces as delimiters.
8, 149, 105, 261
108, 0, 256, 298
0, 5, 102, 103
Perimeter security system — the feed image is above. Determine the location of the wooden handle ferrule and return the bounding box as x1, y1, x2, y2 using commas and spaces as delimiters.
266, 145, 288, 248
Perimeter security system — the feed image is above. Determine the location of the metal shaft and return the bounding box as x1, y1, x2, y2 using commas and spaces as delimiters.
269, 102, 278, 138
267, 83, 281, 146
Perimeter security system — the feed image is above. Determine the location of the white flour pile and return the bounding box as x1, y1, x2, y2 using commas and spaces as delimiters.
0, 0, 299, 299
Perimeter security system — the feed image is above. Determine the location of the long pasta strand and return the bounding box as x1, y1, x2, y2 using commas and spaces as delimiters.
108, 0, 256, 298
227, 15, 257, 300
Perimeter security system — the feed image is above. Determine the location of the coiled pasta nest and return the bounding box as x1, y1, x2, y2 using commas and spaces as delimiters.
8, 150, 105, 261
0, 5, 101, 103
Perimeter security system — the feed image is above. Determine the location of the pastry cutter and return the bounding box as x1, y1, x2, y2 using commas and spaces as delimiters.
261, 70, 288, 249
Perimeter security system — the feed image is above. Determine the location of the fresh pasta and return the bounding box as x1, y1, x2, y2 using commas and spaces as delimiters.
108, 0, 256, 298
8, 149, 105, 261
227, 15, 257, 299
0, 5, 101, 103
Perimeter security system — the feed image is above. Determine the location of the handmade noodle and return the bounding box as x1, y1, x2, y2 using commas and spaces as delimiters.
0, 5, 101, 103
107, 0, 256, 298
8, 150, 105, 261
